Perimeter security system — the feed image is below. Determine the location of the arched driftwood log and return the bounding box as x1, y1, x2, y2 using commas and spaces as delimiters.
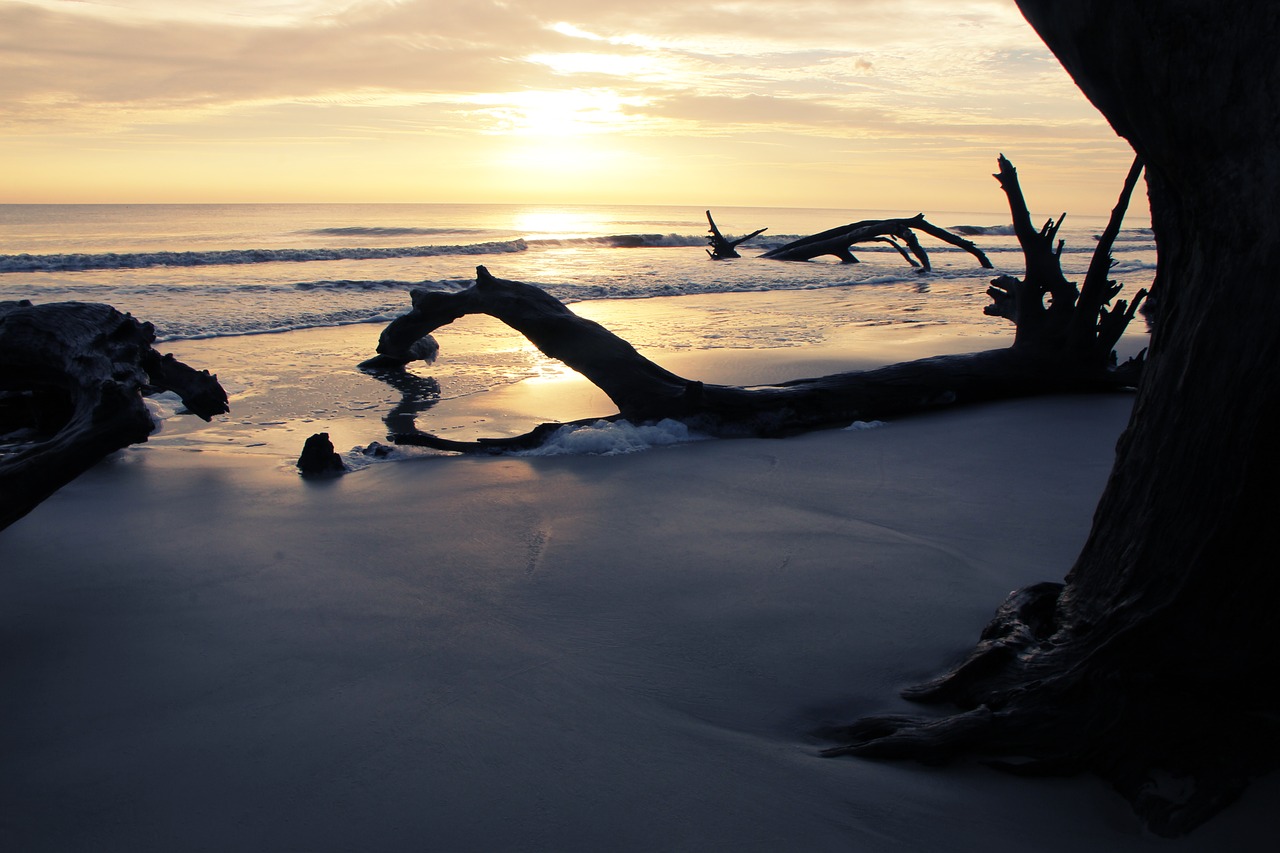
0, 301, 228, 531
822, 0, 1280, 838
365, 155, 1144, 453
761, 214, 994, 270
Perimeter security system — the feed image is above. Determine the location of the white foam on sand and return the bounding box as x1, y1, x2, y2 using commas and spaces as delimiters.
1, 392, 1271, 851
515, 418, 707, 457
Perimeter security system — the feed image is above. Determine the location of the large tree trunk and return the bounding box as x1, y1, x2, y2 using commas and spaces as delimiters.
823, 1, 1280, 836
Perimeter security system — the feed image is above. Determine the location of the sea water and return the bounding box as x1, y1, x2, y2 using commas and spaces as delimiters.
0, 203, 1156, 456
0, 202, 1156, 340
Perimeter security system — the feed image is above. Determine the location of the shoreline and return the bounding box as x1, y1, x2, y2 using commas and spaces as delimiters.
151, 285, 1035, 461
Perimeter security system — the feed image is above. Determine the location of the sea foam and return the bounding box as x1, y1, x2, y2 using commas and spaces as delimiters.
0, 240, 530, 273
515, 419, 706, 457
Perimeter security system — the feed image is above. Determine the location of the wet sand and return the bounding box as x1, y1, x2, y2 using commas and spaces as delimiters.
7, 290, 1264, 851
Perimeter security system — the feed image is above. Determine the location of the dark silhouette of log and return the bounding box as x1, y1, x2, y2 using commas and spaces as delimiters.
365, 155, 1143, 453
0, 301, 228, 531
704, 210, 766, 260
822, 0, 1280, 837
761, 214, 994, 270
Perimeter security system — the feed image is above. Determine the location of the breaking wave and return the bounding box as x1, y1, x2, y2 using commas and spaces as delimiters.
0, 240, 531, 273
0, 233, 712, 273
527, 234, 705, 249
950, 224, 1016, 236
305, 226, 492, 238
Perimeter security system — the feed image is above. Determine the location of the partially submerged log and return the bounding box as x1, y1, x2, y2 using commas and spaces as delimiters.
365, 156, 1144, 453
705, 210, 766, 260
0, 301, 228, 531
761, 214, 995, 270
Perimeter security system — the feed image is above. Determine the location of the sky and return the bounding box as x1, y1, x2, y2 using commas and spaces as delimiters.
0, 0, 1140, 213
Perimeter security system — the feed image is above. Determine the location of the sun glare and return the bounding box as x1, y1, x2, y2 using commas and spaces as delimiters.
512, 209, 601, 237
465, 90, 640, 137
549, 21, 604, 41
494, 137, 627, 198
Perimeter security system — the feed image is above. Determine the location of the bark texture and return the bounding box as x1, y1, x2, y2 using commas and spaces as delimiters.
824, 1, 1280, 836
0, 301, 228, 531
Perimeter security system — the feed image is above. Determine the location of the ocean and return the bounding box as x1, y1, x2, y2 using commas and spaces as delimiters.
0, 202, 1156, 339
0, 202, 1156, 456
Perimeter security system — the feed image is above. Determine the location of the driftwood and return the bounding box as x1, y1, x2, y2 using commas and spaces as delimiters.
0, 301, 228, 530
761, 214, 994, 270
297, 432, 346, 475
364, 156, 1143, 454
705, 211, 766, 260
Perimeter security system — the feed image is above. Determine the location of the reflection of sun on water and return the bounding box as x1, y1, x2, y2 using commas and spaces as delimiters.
510, 340, 580, 385
512, 209, 603, 239
523, 358, 581, 385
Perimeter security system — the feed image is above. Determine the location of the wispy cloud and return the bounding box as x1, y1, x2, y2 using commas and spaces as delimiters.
1, 0, 1135, 208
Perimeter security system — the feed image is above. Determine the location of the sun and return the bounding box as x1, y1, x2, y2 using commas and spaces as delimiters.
466, 89, 641, 138
456, 88, 652, 200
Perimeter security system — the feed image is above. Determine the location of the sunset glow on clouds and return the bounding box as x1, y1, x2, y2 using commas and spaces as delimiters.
1, 0, 1138, 212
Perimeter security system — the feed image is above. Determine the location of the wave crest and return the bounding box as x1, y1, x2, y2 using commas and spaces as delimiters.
950, 224, 1016, 236
0, 240, 530, 273
306, 226, 492, 237
526, 233, 705, 249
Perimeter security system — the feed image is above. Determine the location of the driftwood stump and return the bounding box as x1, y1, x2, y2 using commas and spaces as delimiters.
0, 301, 228, 530
704, 210, 766, 260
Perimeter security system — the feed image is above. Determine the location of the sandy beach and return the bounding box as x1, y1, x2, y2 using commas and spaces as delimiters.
7, 0, 1271, 846
1, 291, 1268, 851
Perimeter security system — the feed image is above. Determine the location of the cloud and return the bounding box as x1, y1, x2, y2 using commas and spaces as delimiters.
0, 0, 1135, 208
632, 93, 881, 131
1, 1, 578, 122
0, 0, 1050, 122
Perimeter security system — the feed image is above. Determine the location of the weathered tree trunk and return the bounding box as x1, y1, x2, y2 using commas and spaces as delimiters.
823, 0, 1280, 837
365, 156, 1143, 453
761, 214, 994, 270
705, 210, 766, 260
0, 301, 228, 531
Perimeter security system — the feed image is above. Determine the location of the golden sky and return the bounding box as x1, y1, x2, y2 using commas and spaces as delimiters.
1, 0, 1139, 213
